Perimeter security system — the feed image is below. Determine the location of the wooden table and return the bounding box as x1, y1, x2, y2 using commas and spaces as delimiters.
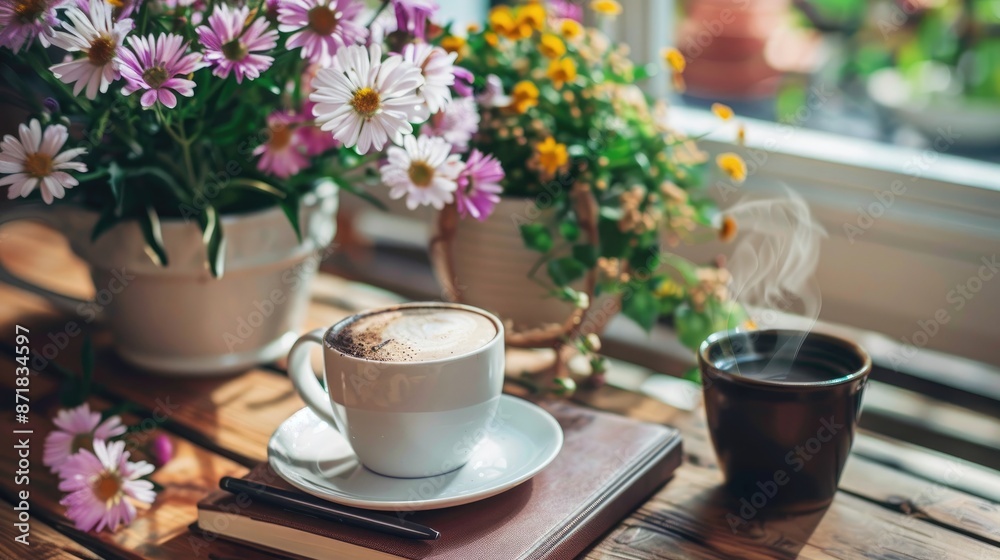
2, 222, 1000, 560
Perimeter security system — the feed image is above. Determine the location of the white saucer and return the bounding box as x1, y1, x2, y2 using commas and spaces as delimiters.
267, 395, 563, 511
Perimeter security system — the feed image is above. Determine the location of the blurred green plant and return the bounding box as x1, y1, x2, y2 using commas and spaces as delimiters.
796, 0, 1000, 102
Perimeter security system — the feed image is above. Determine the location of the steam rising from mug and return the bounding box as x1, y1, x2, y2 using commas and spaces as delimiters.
725, 186, 827, 375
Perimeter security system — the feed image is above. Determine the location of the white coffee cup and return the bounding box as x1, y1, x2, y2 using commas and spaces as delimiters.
287, 302, 505, 478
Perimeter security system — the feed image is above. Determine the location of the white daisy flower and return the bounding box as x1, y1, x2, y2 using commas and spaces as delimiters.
381, 134, 462, 210
310, 43, 426, 155
0, 119, 88, 204
48, 1, 133, 100
402, 42, 456, 114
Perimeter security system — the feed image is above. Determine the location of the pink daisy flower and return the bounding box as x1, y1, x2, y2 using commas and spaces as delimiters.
58, 439, 155, 533
75, 0, 139, 19
196, 4, 278, 84
118, 32, 203, 109
299, 122, 340, 156
402, 42, 456, 114
0, 0, 63, 53
43, 403, 126, 473
456, 149, 504, 220
49, 1, 133, 100
278, 0, 367, 67
423, 96, 479, 153
264, 0, 279, 23
0, 119, 88, 204
550, 0, 583, 22
391, 0, 437, 40
452, 66, 473, 97
253, 111, 310, 179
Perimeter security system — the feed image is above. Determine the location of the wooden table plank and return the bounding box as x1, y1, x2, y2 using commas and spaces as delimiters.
0, 500, 102, 560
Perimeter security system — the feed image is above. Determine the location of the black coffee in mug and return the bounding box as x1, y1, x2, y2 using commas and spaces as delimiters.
698, 329, 871, 513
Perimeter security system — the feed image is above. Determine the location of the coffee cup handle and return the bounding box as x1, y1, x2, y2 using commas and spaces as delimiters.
288, 329, 343, 430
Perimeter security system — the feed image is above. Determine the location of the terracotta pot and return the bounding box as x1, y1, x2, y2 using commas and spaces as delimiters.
0, 183, 338, 375
678, 0, 793, 98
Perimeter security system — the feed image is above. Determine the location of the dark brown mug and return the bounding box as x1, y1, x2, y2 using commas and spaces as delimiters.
698, 329, 871, 515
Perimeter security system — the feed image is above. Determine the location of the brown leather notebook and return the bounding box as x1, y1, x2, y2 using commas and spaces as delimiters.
197, 401, 682, 560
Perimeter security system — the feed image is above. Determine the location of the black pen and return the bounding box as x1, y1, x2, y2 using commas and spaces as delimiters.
219, 477, 440, 540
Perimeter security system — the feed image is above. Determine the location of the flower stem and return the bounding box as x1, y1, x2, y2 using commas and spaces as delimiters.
178, 124, 198, 197
155, 106, 199, 195
366, 0, 390, 28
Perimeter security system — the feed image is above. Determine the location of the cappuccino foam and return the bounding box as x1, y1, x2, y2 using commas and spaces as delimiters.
327, 307, 497, 362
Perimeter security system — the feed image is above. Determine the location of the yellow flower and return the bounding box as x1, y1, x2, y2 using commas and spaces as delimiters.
517, 3, 546, 31
484, 31, 499, 47
536, 137, 569, 175
591, 0, 622, 15
559, 19, 583, 39
716, 153, 747, 183
539, 33, 566, 59
440, 36, 466, 59
711, 102, 734, 121
466, 22, 480, 33
489, 6, 531, 40
737, 123, 746, 146
661, 47, 686, 73
510, 80, 540, 113
654, 278, 684, 299
489, 5, 512, 22
547, 57, 577, 88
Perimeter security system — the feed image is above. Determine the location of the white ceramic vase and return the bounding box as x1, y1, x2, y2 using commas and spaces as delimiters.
434, 197, 579, 332
0, 182, 338, 376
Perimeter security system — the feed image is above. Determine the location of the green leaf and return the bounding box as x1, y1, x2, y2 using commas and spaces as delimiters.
228, 178, 286, 199
139, 205, 169, 268
108, 161, 125, 214
572, 244, 598, 268
660, 254, 700, 285
674, 303, 714, 350
91, 207, 121, 242
280, 195, 302, 243
629, 245, 659, 272
622, 285, 658, 332
338, 181, 388, 211
520, 224, 553, 253
559, 219, 580, 242
200, 206, 226, 278
554, 286, 589, 307
597, 217, 630, 258
547, 257, 587, 286
214, 78, 240, 110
